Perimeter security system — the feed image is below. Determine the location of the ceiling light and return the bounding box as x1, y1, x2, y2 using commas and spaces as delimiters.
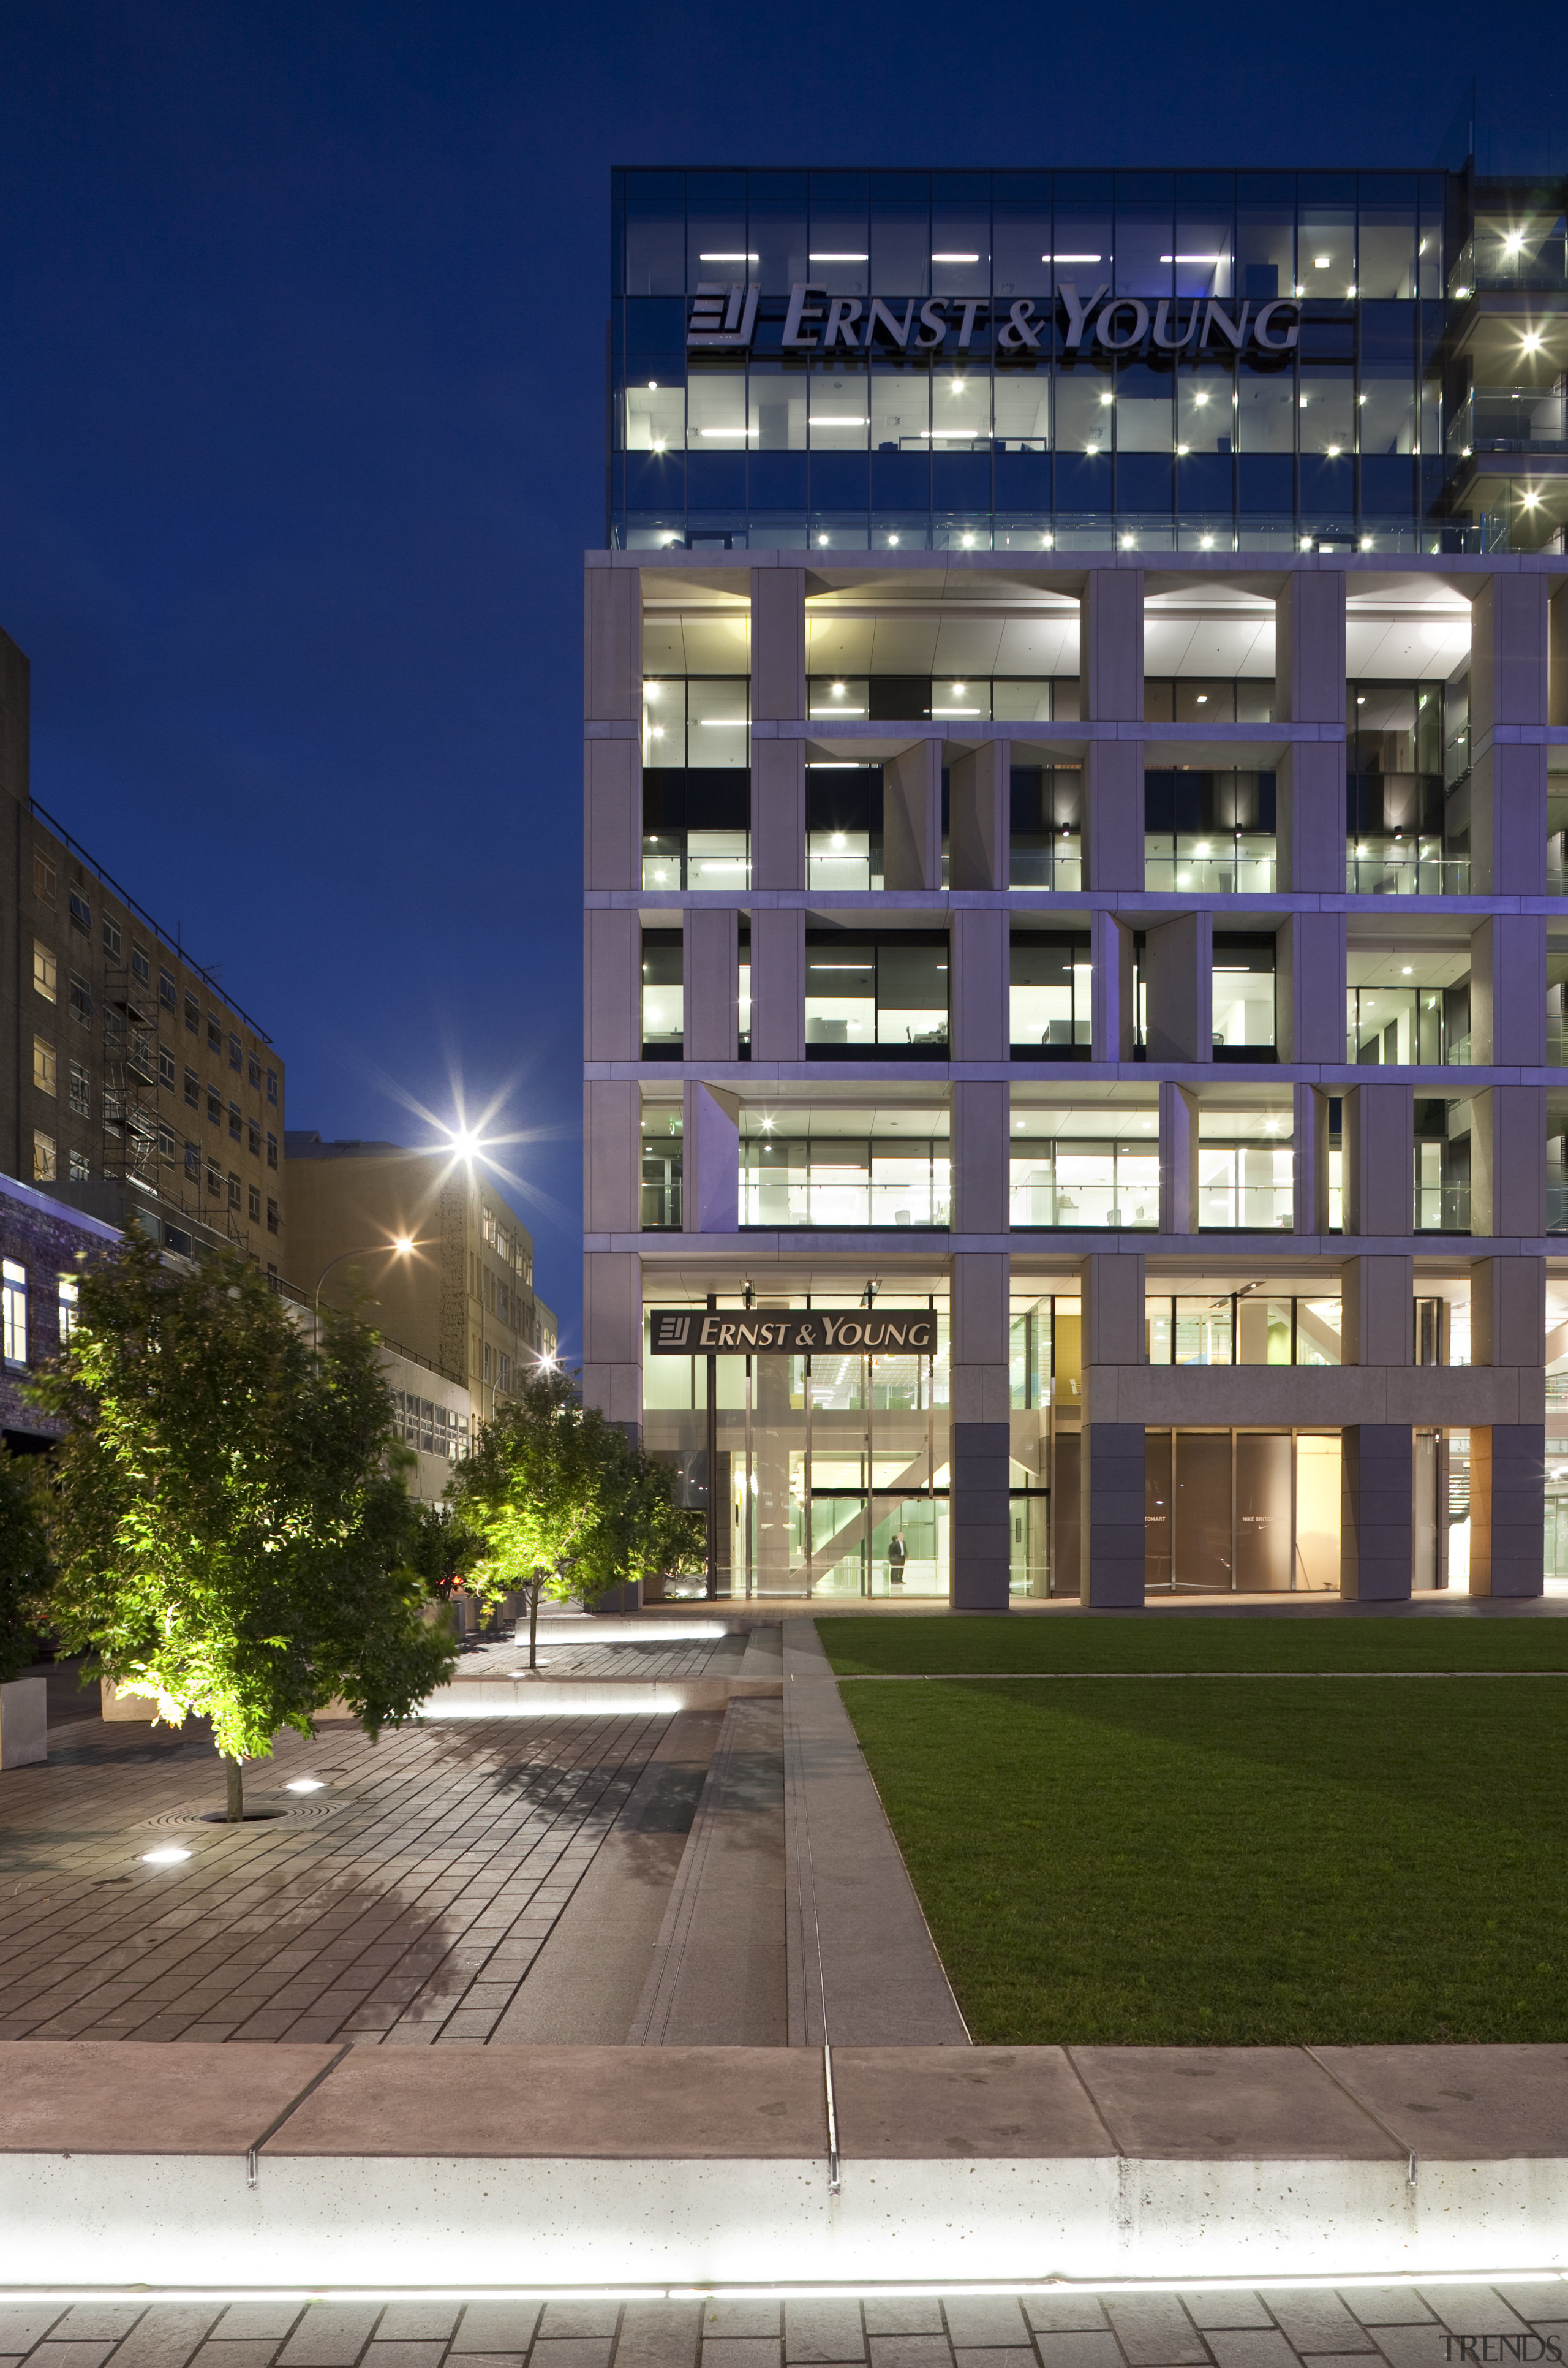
1041, 532, 1054, 547
1177, 443, 1189, 455
647, 380, 658, 390
960, 533, 976, 547
932, 253, 979, 263
1120, 534, 1136, 548
809, 415, 868, 426
1522, 491, 1541, 508
818, 534, 830, 545
1200, 535, 1214, 549
1505, 232, 1525, 253
1099, 392, 1114, 406
141, 1847, 191, 1866
393, 1236, 413, 1254
809, 252, 867, 262
1326, 444, 1341, 456
1301, 535, 1314, 550
1314, 255, 1331, 269
1196, 694, 1208, 704
1454, 284, 1471, 297
284, 1778, 325, 1793
1523, 333, 1544, 352
699, 252, 758, 261
1159, 254, 1225, 263
1043, 254, 1103, 263
1360, 536, 1373, 550
1193, 391, 1210, 407
699, 427, 758, 437
888, 533, 900, 545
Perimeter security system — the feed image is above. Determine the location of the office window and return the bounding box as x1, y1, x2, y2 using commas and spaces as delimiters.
247, 1120, 260, 1157
804, 933, 949, 1057
1415, 1099, 1472, 1232
1347, 948, 1471, 1065
207, 1089, 222, 1126
1009, 934, 1092, 1058
207, 1017, 222, 1054
228, 1100, 242, 1140
228, 1171, 241, 1208
159, 1046, 176, 1088
69, 1148, 91, 1182
807, 766, 883, 890
157, 1123, 175, 1159
1009, 766, 1082, 888
205, 1160, 224, 1201
160, 968, 178, 1010
32, 942, 56, 1003
248, 1053, 261, 1089
1145, 771, 1276, 892
1198, 1108, 1294, 1229
184, 994, 199, 1033
740, 1113, 951, 1227
102, 914, 122, 958
266, 1068, 278, 1105
103, 1085, 121, 1125
1212, 933, 1277, 1058
33, 852, 56, 904
58, 1274, 78, 1344
183, 1066, 198, 1108
32, 1131, 56, 1184
229, 1034, 242, 1070
2, 1261, 26, 1366
131, 944, 150, 985
248, 1182, 261, 1220
68, 890, 90, 935
641, 929, 684, 1057
641, 770, 751, 891
32, 1035, 56, 1097
1008, 1107, 1159, 1229
184, 1140, 200, 1178
69, 1061, 89, 1116
69, 973, 91, 1023
266, 1196, 280, 1234
266, 1132, 278, 1169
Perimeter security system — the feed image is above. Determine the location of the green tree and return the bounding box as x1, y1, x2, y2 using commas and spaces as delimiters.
446, 1366, 704, 1666
29, 1233, 458, 1817
0, 1447, 53, 1684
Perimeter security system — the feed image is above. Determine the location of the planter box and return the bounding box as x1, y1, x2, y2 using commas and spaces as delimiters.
100, 1679, 159, 1722
0, 1676, 47, 1766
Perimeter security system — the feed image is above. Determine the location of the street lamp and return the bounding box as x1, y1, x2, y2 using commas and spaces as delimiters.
312, 1238, 417, 1318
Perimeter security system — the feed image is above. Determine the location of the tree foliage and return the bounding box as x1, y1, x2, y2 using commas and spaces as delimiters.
0, 1448, 53, 1686
445, 1366, 705, 1660
29, 1234, 458, 1769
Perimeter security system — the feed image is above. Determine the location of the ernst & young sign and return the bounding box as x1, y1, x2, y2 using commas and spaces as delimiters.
688, 281, 1300, 355
650, 1307, 937, 1356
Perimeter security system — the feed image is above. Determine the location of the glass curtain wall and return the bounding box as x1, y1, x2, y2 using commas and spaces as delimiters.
1009, 1106, 1160, 1227
1144, 1431, 1343, 1592
739, 1105, 951, 1227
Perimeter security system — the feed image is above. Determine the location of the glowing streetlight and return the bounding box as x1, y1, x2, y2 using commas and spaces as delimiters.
312, 1237, 417, 1318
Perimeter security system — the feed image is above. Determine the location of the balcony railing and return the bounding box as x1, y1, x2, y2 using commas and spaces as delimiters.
1449, 383, 1567, 459
1346, 847, 1471, 895
1146, 852, 1276, 895
1010, 847, 1083, 892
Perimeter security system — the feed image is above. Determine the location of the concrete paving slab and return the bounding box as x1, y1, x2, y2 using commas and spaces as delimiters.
702, 2317, 780, 2343
52, 2320, 143, 2343
277, 2310, 381, 2368
449, 2312, 539, 2355
1182, 2302, 1275, 2334
527, 2345, 612, 2368
105, 2311, 223, 2368
782, 2304, 866, 2362
614, 2306, 701, 2368
372, 2320, 459, 2347
195, 2340, 298, 2366
867, 2343, 954, 2368
360, 2349, 444, 2368
0, 2326, 62, 2359
1205, 2338, 1298, 2368
1410, 2293, 1531, 2337
1020, 2305, 1110, 2337
1316, 2047, 1568, 2158
1029, 2336, 1125, 2368
0, 2040, 337, 2154
1101, 2301, 1208, 2367
1488, 2287, 1568, 2321
265, 2042, 824, 2156
859, 2311, 943, 2340
835, 2047, 1115, 2159
1357, 2334, 1459, 2368
24, 2350, 113, 2368
1336, 2298, 1434, 2329
783, 1621, 965, 2048
208, 2313, 304, 2345
536, 2314, 620, 2342
940, 2304, 1031, 2349
697, 2345, 780, 2368
1070, 2048, 1403, 2160
1254, 2301, 1371, 2354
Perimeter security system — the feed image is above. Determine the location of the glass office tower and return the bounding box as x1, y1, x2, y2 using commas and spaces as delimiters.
584, 153, 1568, 1606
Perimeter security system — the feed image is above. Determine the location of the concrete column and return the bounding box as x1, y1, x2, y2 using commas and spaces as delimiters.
1084, 742, 1143, 891
584, 909, 641, 1063
1470, 743, 1548, 896
1340, 1424, 1412, 1601
1469, 914, 1546, 1067
883, 741, 943, 890
1550, 580, 1568, 728
752, 740, 806, 891
1158, 1080, 1197, 1233
948, 740, 1008, 890
684, 907, 739, 1064
584, 737, 642, 892
1274, 570, 1346, 724
682, 1081, 740, 1235
1471, 1427, 1547, 1598
583, 1080, 641, 1235
1469, 573, 1550, 896
750, 567, 806, 721
1342, 1081, 1414, 1236
1341, 1254, 1414, 1367
1091, 910, 1134, 1062
1142, 912, 1211, 1064
750, 909, 805, 1062
1472, 1252, 1547, 1370
1277, 910, 1346, 1065
1084, 570, 1144, 719
1293, 1081, 1330, 1236
951, 907, 1008, 1062
953, 1080, 1008, 1236
1471, 1086, 1546, 1239
584, 566, 642, 722
582, 1249, 643, 1431
1079, 1249, 1147, 1609
950, 1250, 1011, 1610
1274, 741, 1346, 894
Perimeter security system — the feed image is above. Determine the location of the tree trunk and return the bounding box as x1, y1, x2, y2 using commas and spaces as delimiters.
528, 1578, 541, 1671
225, 1758, 244, 1822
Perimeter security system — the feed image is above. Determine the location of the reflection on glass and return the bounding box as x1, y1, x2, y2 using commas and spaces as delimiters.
1198, 1141, 1293, 1228
1010, 766, 1082, 888
1212, 939, 1276, 1051
1009, 1110, 1159, 1227
1009, 936, 1091, 1053
641, 936, 684, 1053
742, 1135, 951, 1227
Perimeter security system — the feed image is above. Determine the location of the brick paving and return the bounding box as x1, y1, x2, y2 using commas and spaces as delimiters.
0, 2290, 1561, 2368
456, 1632, 747, 1679
0, 1685, 678, 2045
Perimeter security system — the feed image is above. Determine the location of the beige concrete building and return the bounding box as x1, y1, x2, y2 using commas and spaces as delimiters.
283, 1134, 556, 1423
2, 626, 287, 1269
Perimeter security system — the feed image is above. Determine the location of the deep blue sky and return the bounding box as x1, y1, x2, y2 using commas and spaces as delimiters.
0, 2, 1548, 1352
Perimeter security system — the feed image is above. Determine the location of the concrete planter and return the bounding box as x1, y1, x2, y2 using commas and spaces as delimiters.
0, 1676, 47, 1766
100, 1678, 159, 1722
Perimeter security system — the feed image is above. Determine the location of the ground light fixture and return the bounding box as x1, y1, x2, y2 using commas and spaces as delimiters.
140, 1846, 192, 1866
284, 1779, 325, 1793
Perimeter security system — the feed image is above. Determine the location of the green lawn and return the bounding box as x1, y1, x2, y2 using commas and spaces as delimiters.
837, 1657, 1568, 2045
819, 1611, 1568, 1675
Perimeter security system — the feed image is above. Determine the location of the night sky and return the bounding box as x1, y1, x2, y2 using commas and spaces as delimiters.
0, 3, 1547, 1354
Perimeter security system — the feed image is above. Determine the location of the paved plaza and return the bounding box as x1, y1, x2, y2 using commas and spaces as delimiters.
1, 2286, 1564, 2368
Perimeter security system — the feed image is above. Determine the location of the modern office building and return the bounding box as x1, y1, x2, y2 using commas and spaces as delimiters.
586, 157, 1568, 1604
284, 1133, 557, 1426
2, 626, 288, 1271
